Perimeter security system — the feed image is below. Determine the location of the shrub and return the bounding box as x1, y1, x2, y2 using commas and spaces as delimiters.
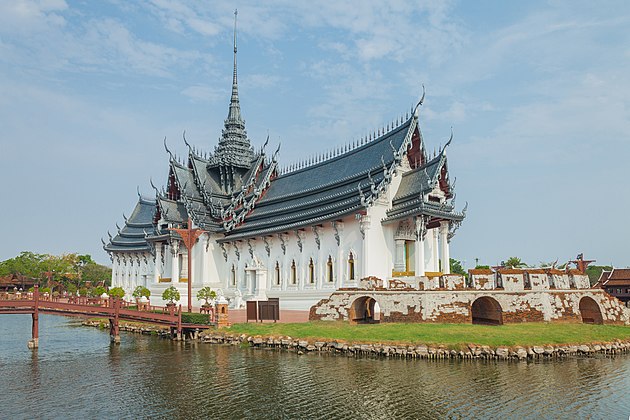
94, 286, 106, 297
108, 287, 125, 299
196, 287, 217, 305
66, 284, 77, 294
132, 286, 151, 300
41, 287, 51, 294
79, 287, 88, 297
181, 312, 210, 324
162, 286, 180, 304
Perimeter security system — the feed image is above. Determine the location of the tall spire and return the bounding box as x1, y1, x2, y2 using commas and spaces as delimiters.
229, 9, 240, 121
210, 8, 254, 170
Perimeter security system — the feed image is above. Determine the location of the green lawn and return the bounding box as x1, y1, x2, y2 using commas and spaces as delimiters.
225, 322, 630, 348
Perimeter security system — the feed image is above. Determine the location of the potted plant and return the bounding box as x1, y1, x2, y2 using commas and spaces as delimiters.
108, 287, 125, 299
133, 286, 151, 310
132, 286, 151, 302
162, 286, 180, 308
196, 287, 217, 311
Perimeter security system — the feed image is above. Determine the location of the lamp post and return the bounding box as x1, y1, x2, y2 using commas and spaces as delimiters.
169, 218, 205, 313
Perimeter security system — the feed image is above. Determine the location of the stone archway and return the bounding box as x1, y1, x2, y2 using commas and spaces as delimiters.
349, 296, 378, 324
579, 296, 603, 324
471, 297, 503, 325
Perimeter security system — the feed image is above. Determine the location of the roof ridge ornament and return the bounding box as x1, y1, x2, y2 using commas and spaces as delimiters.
441, 127, 453, 155
164, 137, 174, 161
412, 84, 426, 117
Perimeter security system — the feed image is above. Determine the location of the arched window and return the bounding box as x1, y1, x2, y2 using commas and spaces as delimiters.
309, 258, 314, 283
231, 264, 236, 286
348, 252, 355, 281
291, 260, 297, 284
275, 262, 280, 285
327, 256, 334, 283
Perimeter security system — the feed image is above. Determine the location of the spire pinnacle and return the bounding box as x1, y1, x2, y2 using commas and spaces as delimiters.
210, 9, 254, 171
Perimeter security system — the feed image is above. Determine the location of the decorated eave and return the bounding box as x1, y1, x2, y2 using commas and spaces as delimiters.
382, 140, 467, 225
218, 108, 422, 242
103, 196, 157, 253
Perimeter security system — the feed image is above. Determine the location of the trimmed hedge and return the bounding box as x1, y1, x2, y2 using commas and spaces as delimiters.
181, 312, 210, 324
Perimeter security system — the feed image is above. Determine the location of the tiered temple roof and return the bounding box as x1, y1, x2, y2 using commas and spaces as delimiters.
104, 13, 466, 254
103, 197, 156, 253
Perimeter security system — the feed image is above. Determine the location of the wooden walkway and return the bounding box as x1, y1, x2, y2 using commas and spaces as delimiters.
0, 286, 213, 348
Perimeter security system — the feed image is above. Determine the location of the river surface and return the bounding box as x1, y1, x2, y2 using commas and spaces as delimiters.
0, 315, 629, 419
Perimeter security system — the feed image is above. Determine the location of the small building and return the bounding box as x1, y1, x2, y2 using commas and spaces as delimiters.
597, 268, 630, 305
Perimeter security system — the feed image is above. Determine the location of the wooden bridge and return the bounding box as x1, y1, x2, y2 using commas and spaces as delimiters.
0, 285, 214, 348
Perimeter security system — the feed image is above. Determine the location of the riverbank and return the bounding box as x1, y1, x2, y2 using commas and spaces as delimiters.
83, 319, 630, 361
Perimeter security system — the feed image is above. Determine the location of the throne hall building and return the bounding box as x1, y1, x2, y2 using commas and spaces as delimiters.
104, 20, 466, 310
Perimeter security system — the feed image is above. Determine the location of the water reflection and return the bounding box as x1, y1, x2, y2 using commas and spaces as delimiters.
0, 315, 629, 419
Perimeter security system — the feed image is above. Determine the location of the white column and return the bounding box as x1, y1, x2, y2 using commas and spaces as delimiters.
415, 219, 425, 277
170, 241, 179, 282
154, 245, 162, 284
201, 236, 209, 285
360, 217, 370, 280
394, 239, 406, 272
440, 221, 450, 274
180, 251, 189, 279
432, 228, 440, 272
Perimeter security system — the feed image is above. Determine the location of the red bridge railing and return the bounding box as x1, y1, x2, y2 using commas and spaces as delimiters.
0, 285, 216, 348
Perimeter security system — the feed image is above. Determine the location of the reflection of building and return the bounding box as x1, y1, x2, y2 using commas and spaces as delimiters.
596, 268, 630, 305
103, 16, 466, 309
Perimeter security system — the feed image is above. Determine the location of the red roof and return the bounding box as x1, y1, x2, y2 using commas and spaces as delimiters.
600, 269, 630, 287
468, 269, 493, 275
608, 268, 630, 280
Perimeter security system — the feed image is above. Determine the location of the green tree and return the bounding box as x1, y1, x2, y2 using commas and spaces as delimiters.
132, 286, 151, 300
162, 286, 180, 304
475, 265, 490, 270
449, 258, 467, 276
0, 251, 46, 280
505, 257, 526, 268
108, 287, 125, 299
197, 287, 217, 305
81, 261, 112, 287
93, 285, 106, 297
66, 283, 77, 295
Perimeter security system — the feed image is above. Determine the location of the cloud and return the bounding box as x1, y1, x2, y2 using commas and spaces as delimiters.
181, 85, 224, 102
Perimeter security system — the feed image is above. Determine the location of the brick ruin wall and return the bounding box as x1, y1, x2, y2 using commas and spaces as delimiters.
310, 289, 630, 325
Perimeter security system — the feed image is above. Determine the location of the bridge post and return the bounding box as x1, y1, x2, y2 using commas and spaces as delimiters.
28, 285, 39, 349
176, 304, 182, 341
110, 298, 121, 344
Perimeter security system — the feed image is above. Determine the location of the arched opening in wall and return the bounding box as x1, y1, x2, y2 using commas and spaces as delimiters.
349, 296, 379, 324
579, 297, 603, 324
471, 297, 503, 325
275, 262, 280, 286
348, 252, 355, 281
290, 260, 297, 285
308, 258, 314, 284
327, 256, 334, 283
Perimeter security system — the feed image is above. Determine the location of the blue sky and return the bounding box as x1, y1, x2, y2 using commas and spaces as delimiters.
1, 0, 628, 268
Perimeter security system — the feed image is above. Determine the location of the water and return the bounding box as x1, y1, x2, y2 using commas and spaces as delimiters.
1, 315, 629, 419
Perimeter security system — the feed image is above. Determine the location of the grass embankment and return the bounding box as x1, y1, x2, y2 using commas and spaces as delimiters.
225, 322, 630, 348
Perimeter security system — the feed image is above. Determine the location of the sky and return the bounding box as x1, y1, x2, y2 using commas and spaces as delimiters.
0, 0, 629, 268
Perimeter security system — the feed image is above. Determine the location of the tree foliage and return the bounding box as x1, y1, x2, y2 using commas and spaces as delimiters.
505, 257, 526, 268
162, 286, 180, 304
132, 286, 151, 300
196, 287, 217, 305
0, 251, 111, 290
108, 287, 125, 299
449, 258, 467, 276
